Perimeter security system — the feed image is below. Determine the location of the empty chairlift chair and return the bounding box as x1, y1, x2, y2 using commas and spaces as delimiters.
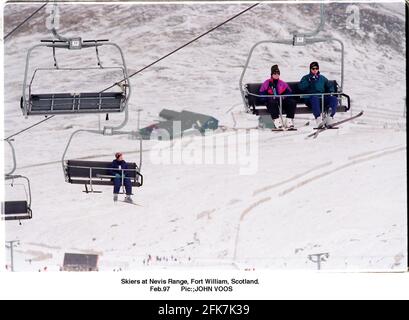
2, 175, 33, 222
3, 201, 32, 221
21, 38, 131, 116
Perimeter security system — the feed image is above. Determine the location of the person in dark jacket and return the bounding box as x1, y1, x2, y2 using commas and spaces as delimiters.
299, 61, 338, 126
109, 152, 133, 202
259, 64, 297, 129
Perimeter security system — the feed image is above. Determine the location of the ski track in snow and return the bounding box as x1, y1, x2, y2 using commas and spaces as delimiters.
252, 161, 333, 196
279, 146, 405, 196
279, 147, 406, 197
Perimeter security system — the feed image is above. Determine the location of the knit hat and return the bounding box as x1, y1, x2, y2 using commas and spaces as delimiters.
310, 61, 319, 69
271, 64, 280, 75
115, 152, 123, 159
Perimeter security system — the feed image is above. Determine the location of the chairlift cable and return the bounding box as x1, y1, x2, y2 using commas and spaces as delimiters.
5, 116, 55, 140
3, 2, 49, 41
3, 2, 54, 140
101, 3, 260, 92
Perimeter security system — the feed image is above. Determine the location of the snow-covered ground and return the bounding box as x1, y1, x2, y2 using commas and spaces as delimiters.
2, 2, 406, 271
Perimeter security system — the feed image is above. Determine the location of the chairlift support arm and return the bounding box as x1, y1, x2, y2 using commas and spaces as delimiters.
298, 3, 325, 37
4, 139, 17, 176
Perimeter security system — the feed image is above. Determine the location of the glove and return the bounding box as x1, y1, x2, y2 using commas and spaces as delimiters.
115, 173, 121, 178
267, 88, 273, 95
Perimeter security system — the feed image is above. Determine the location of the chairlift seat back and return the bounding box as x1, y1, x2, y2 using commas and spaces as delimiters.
2, 201, 32, 220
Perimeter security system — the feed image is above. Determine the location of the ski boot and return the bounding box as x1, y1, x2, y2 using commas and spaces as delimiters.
124, 195, 133, 204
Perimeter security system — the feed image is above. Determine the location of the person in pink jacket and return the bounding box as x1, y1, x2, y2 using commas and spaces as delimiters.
259, 64, 296, 129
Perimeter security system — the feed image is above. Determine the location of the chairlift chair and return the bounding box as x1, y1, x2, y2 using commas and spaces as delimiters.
3, 140, 32, 221
2, 175, 33, 222
61, 129, 144, 193
21, 38, 131, 116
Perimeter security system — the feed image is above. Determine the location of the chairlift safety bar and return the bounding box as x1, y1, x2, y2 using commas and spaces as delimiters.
61, 129, 144, 184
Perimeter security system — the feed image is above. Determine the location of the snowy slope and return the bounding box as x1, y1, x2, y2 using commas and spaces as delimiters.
2, 2, 406, 271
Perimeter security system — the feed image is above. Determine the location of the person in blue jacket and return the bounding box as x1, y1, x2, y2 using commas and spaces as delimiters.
299, 61, 338, 126
109, 152, 133, 203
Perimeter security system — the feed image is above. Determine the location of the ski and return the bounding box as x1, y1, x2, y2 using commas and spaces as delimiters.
328, 110, 364, 127
271, 128, 298, 132
306, 123, 326, 138
306, 111, 364, 139
114, 199, 142, 206
313, 126, 339, 130
307, 126, 338, 139
119, 200, 142, 206
307, 129, 321, 139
